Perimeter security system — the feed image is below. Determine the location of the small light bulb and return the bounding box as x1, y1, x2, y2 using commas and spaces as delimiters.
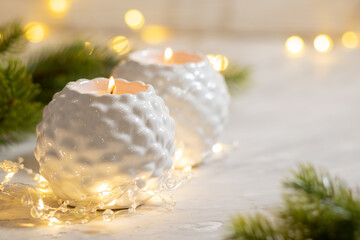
341, 31, 359, 49
48, 0, 68, 14
141, 25, 171, 44
102, 209, 115, 222
111, 36, 130, 55
38, 199, 45, 209
207, 54, 229, 72
125, 9, 145, 29
25, 22, 47, 43
212, 143, 224, 154
314, 34, 332, 53
285, 36, 304, 55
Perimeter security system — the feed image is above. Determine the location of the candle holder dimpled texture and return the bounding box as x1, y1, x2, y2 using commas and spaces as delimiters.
34, 78, 175, 208
114, 49, 230, 168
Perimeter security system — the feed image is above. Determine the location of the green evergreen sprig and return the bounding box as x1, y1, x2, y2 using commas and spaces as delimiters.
223, 66, 251, 94
227, 164, 360, 240
0, 21, 26, 55
0, 21, 41, 146
0, 21, 123, 146
0, 58, 42, 145
28, 41, 122, 103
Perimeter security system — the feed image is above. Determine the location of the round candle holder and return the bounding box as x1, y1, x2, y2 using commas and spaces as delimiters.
34, 78, 175, 209
114, 49, 230, 168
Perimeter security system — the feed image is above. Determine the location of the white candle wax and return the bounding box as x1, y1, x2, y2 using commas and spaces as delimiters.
129, 48, 203, 65
76, 78, 148, 95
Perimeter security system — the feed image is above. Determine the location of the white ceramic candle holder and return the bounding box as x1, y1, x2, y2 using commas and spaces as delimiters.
114, 49, 230, 168
34, 78, 175, 208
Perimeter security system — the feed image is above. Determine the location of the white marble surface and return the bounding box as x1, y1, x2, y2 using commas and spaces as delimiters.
1, 37, 360, 239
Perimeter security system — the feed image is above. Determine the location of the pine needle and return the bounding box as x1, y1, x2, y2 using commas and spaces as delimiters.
227, 164, 360, 240
28, 41, 123, 103
223, 66, 251, 94
227, 214, 283, 240
0, 58, 42, 146
0, 21, 27, 55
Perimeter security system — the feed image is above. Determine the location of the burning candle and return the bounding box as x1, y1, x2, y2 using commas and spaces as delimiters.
164, 47, 173, 63
114, 48, 230, 169
35, 77, 175, 208
108, 76, 116, 94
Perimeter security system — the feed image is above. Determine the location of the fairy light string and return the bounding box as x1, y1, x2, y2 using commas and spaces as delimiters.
0, 142, 235, 226
0, 158, 193, 225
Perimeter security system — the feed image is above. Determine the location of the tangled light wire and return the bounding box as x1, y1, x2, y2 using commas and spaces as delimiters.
0, 142, 236, 226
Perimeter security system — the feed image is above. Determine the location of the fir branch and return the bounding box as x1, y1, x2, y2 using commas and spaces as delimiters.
227, 164, 360, 240
0, 21, 26, 55
223, 66, 251, 94
0, 58, 42, 146
227, 214, 283, 240
28, 41, 123, 103
281, 164, 360, 240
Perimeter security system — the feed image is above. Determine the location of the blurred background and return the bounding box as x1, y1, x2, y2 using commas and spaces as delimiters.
1, 0, 360, 55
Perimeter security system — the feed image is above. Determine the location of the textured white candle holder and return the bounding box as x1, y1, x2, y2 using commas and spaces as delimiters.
34, 78, 175, 208
114, 49, 230, 168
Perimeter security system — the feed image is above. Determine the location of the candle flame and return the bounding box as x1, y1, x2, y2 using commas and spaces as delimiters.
108, 76, 116, 94
164, 47, 173, 63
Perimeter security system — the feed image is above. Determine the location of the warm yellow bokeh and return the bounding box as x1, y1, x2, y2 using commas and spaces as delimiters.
141, 25, 171, 44
124, 9, 144, 29
48, 0, 68, 14
212, 143, 224, 154
164, 47, 173, 62
111, 36, 130, 55
207, 54, 229, 72
285, 36, 304, 55
25, 22, 47, 43
314, 34, 332, 53
342, 31, 359, 49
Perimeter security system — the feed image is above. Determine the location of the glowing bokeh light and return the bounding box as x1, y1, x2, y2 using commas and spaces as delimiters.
97, 183, 110, 193
341, 31, 359, 49
111, 36, 130, 55
141, 25, 171, 44
207, 54, 229, 72
25, 22, 46, 43
48, 0, 68, 14
314, 34, 332, 53
285, 36, 304, 55
212, 143, 224, 154
164, 47, 173, 62
183, 166, 192, 173
124, 9, 144, 29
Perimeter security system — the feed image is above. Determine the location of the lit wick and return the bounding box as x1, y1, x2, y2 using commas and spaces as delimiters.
108, 76, 116, 94
164, 47, 174, 63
